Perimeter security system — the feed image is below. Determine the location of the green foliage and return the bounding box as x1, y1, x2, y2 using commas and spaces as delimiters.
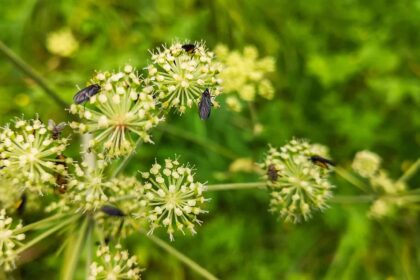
0, 0, 419, 279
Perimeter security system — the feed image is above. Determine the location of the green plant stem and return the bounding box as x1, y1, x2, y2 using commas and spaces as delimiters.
61, 216, 89, 280
141, 230, 218, 280
85, 218, 94, 279
112, 138, 142, 177
16, 213, 71, 233
398, 158, 420, 183
331, 195, 375, 204
207, 182, 266, 191
16, 215, 78, 254
335, 167, 369, 192
159, 124, 239, 160
0, 40, 68, 108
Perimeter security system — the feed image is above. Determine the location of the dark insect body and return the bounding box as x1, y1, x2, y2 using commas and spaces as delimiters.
267, 164, 279, 182
16, 193, 27, 216
309, 155, 336, 169
181, 43, 196, 54
198, 88, 213, 120
48, 119, 67, 140
73, 84, 101, 104
55, 154, 68, 194
101, 205, 125, 217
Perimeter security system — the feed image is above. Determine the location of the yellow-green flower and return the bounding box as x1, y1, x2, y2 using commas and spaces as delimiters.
352, 150, 381, 178
139, 158, 208, 241
89, 244, 142, 280
146, 41, 222, 114
0, 118, 69, 194
69, 65, 164, 158
261, 140, 335, 223
214, 44, 275, 111
46, 28, 79, 57
0, 209, 26, 271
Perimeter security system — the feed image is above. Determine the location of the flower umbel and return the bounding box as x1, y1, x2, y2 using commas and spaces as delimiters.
146, 41, 222, 113
352, 150, 381, 178
261, 140, 335, 223
140, 158, 208, 241
0, 209, 26, 271
214, 44, 275, 111
0, 118, 69, 194
69, 65, 163, 158
89, 244, 142, 280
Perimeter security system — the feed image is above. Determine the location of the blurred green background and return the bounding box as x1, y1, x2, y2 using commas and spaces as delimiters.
1, 0, 420, 279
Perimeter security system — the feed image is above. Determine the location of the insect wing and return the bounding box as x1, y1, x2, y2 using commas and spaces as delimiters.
55, 122, 67, 132
182, 43, 195, 53
198, 89, 212, 120
48, 119, 56, 130
73, 84, 101, 104
101, 205, 125, 217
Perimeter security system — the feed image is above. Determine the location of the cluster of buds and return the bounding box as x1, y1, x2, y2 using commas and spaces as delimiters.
260, 140, 335, 223
146, 41, 222, 114
69, 65, 164, 158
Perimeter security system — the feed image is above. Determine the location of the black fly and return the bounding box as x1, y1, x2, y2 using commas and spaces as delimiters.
181, 43, 196, 54
198, 88, 213, 120
101, 205, 125, 217
267, 164, 279, 182
309, 155, 336, 169
48, 119, 67, 140
73, 84, 101, 104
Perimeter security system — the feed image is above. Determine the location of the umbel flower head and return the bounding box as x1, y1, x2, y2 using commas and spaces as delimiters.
0, 209, 26, 271
261, 139, 335, 223
214, 44, 275, 112
146, 41, 222, 114
69, 65, 164, 158
67, 161, 111, 213
46, 28, 79, 57
139, 157, 208, 241
352, 150, 381, 178
89, 244, 142, 280
0, 118, 69, 194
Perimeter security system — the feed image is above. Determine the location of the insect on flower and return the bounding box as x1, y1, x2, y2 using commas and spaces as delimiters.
309, 155, 336, 169
100, 205, 126, 217
55, 154, 68, 194
73, 84, 101, 104
15, 193, 27, 216
198, 88, 213, 120
181, 43, 196, 54
267, 164, 279, 182
48, 119, 67, 140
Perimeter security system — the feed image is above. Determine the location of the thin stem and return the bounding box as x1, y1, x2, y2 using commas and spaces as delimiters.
16, 213, 71, 233
335, 167, 369, 192
16, 215, 78, 254
85, 218, 94, 279
398, 158, 420, 183
207, 182, 266, 191
141, 230, 218, 280
0, 40, 68, 108
112, 138, 142, 177
159, 125, 239, 160
331, 195, 375, 204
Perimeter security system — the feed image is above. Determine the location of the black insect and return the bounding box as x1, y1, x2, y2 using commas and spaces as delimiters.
267, 164, 279, 182
55, 154, 68, 194
198, 88, 213, 120
101, 205, 125, 217
181, 43, 196, 54
48, 119, 67, 140
309, 155, 336, 169
73, 84, 101, 104
16, 193, 27, 216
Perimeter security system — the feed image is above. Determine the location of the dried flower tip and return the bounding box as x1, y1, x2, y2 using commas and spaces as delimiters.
260, 140, 335, 223
352, 150, 381, 178
139, 157, 208, 241
146, 41, 222, 114
89, 244, 142, 280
